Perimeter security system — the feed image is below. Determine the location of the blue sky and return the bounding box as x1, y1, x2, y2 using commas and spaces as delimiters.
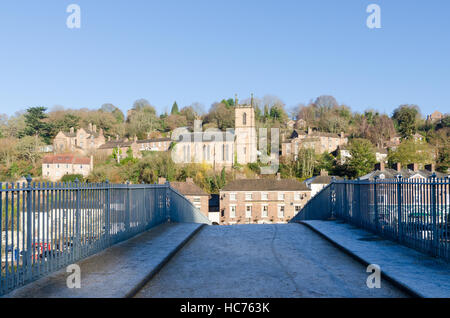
0, 0, 449, 117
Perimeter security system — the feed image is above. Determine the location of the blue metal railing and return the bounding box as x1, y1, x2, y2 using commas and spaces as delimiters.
0, 177, 210, 295
291, 175, 450, 261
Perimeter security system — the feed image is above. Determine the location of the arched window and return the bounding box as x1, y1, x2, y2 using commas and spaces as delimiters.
243, 112, 247, 125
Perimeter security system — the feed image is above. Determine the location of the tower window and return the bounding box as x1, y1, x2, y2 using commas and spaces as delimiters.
243, 112, 247, 125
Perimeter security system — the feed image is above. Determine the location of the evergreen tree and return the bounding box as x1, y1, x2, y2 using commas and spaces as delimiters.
171, 101, 179, 115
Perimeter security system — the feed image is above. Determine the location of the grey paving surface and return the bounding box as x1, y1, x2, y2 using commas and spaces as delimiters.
302, 220, 450, 298
135, 224, 407, 298
5, 222, 203, 298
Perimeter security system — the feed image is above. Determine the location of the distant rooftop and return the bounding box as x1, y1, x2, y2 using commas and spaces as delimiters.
222, 178, 310, 192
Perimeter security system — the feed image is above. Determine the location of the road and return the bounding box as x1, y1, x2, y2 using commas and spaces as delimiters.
135, 224, 407, 298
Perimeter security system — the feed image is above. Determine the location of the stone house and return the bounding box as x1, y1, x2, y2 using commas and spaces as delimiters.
53, 123, 106, 155
219, 175, 311, 225
42, 154, 93, 182
281, 127, 348, 158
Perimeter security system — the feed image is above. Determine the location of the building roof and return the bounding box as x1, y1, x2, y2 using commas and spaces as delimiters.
360, 168, 448, 180
174, 131, 235, 143
170, 181, 209, 196
43, 154, 91, 165
221, 178, 310, 192
310, 175, 343, 185
291, 129, 344, 139
98, 140, 135, 149
137, 137, 171, 144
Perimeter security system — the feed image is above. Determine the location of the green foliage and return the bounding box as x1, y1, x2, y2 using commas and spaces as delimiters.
346, 139, 377, 178
388, 139, 434, 166
61, 174, 84, 183
171, 101, 180, 115
392, 105, 420, 139
22, 107, 54, 144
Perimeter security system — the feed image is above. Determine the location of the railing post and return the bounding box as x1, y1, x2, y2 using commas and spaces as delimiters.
356, 178, 361, 226
75, 178, 81, 260
330, 176, 336, 219
125, 181, 130, 233
165, 181, 171, 223
374, 176, 379, 232
104, 180, 111, 247
396, 175, 403, 242
343, 177, 347, 221
430, 173, 438, 257
25, 175, 33, 282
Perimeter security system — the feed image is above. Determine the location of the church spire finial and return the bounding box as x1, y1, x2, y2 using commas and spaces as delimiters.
251, 93, 254, 108
235, 94, 238, 107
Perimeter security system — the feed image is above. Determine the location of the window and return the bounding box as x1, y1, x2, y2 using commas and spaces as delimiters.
261, 193, 268, 200
262, 205, 268, 218
295, 205, 302, 213
229, 193, 237, 201
245, 193, 252, 201
294, 192, 301, 201
245, 205, 252, 218
230, 205, 236, 218
243, 112, 247, 125
47, 164, 50, 168
80, 165, 83, 169
278, 193, 285, 200
278, 205, 285, 218
193, 197, 201, 209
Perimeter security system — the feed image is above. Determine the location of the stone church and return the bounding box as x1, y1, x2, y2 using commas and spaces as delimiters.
172, 95, 258, 170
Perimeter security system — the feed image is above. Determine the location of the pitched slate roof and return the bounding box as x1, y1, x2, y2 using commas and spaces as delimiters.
98, 140, 135, 149
222, 178, 310, 191
137, 137, 171, 144
170, 181, 209, 196
360, 168, 448, 180
42, 154, 91, 165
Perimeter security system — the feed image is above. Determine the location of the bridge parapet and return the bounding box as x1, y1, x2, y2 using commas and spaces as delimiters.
0, 177, 210, 295
290, 176, 450, 261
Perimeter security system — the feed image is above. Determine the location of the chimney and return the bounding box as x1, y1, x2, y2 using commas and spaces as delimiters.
147, 132, 151, 139
99, 128, 104, 136
116, 135, 119, 141
134, 135, 138, 142
392, 163, 402, 172
108, 136, 111, 141
186, 177, 194, 183
158, 177, 166, 184
70, 127, 74, 134
89, 123, 93, 131
425, 164, 435, 173
375, 162, 385, 171
307, 127, 312, 136
341, 131, 345, 138
276, 173, 281, 180
93, 124, 97, 133
320, 169, 328, 176
407, 163, 419, 172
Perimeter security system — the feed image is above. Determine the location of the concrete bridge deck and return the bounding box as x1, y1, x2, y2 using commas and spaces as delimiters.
135, 224, 406, 298
6, 221, 450, 298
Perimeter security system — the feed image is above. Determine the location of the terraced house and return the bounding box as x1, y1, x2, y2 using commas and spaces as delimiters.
42, 154, 93, 182
219, 176, 311, 225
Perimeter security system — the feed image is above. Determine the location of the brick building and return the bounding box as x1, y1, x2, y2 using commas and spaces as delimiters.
219, 176, 311, 225
159, 178, 210, 218
42, 154, 93, 182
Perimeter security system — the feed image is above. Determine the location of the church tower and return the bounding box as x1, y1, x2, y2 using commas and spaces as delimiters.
234, 94, 258, 164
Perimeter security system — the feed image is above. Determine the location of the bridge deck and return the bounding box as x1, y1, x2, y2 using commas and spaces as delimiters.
135, 224, 407, 298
